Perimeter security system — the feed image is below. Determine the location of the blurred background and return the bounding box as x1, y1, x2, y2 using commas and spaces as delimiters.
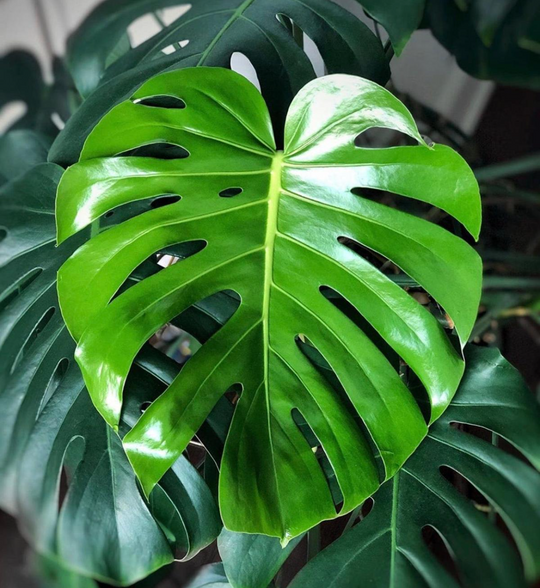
1, 0, 539, 586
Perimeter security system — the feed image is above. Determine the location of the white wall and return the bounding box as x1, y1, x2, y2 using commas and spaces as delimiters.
0, 0, 493, 134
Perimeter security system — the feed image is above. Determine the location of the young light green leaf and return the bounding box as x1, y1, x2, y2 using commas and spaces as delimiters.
56, 67, 482, 543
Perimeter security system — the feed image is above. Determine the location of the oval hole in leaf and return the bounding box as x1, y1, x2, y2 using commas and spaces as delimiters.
134, 95, 186, 109
151, 195, 181, 209
219, 187, 243, 198
140, 401, 152, 413
355, 127, 414, 148
119, 142, 189, 160
224, 382, 243, 405
347, 496, 375, 529
0, 228, 7, 243
120, 241, 207, 298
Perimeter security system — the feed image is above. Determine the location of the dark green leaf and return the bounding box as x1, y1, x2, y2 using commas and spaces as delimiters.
33, 553, 99, 588
50, 0, 389, 165
0, 130, 51, 186
0, 50, 45, 131
218, 530, 303, 588
289, 346, 540, 588
356, 0, 426, 55
0, 165, 221, 586
426, 0, 540, 89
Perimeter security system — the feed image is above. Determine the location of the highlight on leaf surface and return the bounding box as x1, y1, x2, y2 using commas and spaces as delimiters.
56, 67, 482, 542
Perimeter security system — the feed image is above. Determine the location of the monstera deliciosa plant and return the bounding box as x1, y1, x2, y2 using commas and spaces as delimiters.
55, 67, 482, 543
1, 0, 540, 587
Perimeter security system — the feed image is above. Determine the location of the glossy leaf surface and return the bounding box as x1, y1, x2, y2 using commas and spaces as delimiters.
290, 346, 540, 588
57, 67, 482, 542
51, 0, 389, 165
218, 529, 303, 588
0, 165, 220, 585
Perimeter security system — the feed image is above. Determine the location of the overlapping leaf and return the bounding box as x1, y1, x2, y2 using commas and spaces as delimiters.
218, 529, 303, 588
355, 0, 425, 55
289, 346, 540, 588
426, 0, 540, 90
56, 67, 482, 542
0, 50, 45, 131
0, 165, 221, 585
50, 0, 389, 165
0, 51, 75, 139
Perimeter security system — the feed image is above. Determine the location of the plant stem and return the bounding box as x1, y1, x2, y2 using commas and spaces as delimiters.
342, 504, 363, 534
475, 152, 540, 182
307, 525, 321, 561
90, 219, 100, 239
384, 40, 395, 62
152, 11, 182, 51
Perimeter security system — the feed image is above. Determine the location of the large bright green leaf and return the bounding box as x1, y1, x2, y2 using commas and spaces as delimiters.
0, 165, 221, 585
56, 67, 482, 542
50, 0, 389, 166
289, 346, 540, 588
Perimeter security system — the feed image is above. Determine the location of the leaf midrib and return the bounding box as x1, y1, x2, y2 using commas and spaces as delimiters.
197, 0, 256, 66
263, 152, 286, 536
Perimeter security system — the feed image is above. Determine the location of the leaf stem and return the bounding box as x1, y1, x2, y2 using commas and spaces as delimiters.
343, 503, 363, 534
90, 219, 100, 239
152, 11, 182, 51
384, 40, 395, 62
307, 525, 321, 561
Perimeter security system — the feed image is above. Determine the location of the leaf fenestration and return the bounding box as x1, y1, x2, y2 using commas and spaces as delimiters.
56, 67, 482, 542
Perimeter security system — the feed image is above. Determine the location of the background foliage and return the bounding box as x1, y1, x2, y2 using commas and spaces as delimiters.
0, 0, 539, 587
